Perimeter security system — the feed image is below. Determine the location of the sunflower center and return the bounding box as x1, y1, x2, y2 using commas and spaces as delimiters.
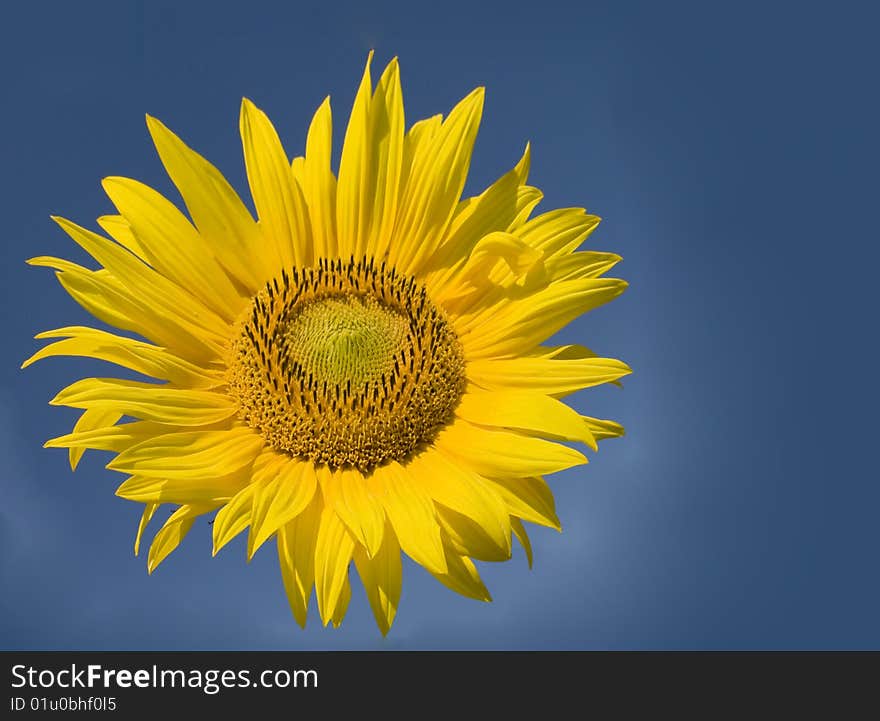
283, 295, 409, 387
226, 257, 466, 472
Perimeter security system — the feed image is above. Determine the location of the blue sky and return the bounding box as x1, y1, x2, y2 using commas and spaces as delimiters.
1, 0, 878, 649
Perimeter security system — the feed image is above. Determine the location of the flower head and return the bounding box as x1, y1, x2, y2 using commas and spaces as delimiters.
25, 55, 630, 634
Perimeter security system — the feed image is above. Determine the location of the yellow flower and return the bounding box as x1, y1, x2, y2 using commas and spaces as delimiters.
24, 54, 630, 634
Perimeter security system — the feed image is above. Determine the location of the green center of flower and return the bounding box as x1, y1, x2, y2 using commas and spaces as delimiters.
283, 295, 409, 388
226, 257, 466, 472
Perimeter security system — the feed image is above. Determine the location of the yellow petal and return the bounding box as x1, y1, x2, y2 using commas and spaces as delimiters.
510, 185, 544, 230
365, 58, 405, 260
427, 143, 533, 283
392, 87, 485, 275
406, 448, 511, 557
434, 231, 544, 304
291, 155, 305, 182
313, 505, 355, 626
44, 420, 172, 454
353, 524, 402, 636
583, 415, 626, 441
434, 418, 587, 478
115, 471, 247, 504
456, 277, 628, 359
484, 476, 561, 530
463, 231, 543, 278
134, 502, 159, 556
27, 255, 95, 275
429, 544, 491, 602
528, 343, 597, 360
367, 462, 447, 574
277, 495, 321, 628
96, 214, 149, 259
108, 427, 263, 479
510, 517, 534, 568
212, 482, 256, 556
317, 465, 384, 558
40, 260, 220, 363
547, 251, 623, 281
146, 115, 267, 290
24, 326, 221, 388
437, 505, 511, 562
516, 207, 601, 259
240, 98, 312, 269
330, 573, 352, 628
66, 407, 122, 471
147, 503, 218, 574
444, 145, 531, 257
101, 177, 245, 320
455, 390, 597, 451
52, 216, 230, 345
403, 114, 442, 168
248, 457, 317, 559
50, 378, 237, 426
466, 355, 632, 396
302, 97, 337, 259
336, 51, 374, 259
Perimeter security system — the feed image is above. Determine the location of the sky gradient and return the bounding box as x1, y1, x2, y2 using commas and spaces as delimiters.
2, 0, 878, 649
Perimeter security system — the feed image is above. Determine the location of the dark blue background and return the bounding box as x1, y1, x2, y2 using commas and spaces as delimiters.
2, 1, 878, 649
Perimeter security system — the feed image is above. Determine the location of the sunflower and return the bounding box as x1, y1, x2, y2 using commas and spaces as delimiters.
24, 54, 630, 634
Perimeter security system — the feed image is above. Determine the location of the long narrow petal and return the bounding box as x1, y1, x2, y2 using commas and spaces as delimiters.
510, 186, 544, 230
455, 390, 597, 451
108, 427, 263, 479
392, 88, 485, 275
353, 524, 402, 636
66, 407, 122, 471
146, 115, 267, 290
429, 544, 492, 602
277, 496, 321, 628
317, 466, 384, 559
44, 420, 175, 454
115, 471, 248, 505
466, 356, 632, 396
38, 260, 221, 363
134, 502, 159, 556
484, 476, 561, 530
367, 462, 447, 574
456, 278, 628, 359
547, 251, 623, 282
336, 52, 374, 258
515, 208, 601, 259
240, 98, 312, 268
437, 505, 511, 562
583, 415, 626, 441
510, 517, 534, 568
424, 144, 532, 285
434, 418, 587, 479
96, 214, 149, 259
52, 216, 230, 344
302, 97, 336, 258
147, 503, 219, 574
101, 178, 245, 320
406, 448, 511, 557
212, 482, 257, 556
248, 457, 317, 559
24, 326, 222, 388
50, 378, 237, 426
313, 506, 355, 626
330, 573, 352, 628
365, 58, 405, 260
